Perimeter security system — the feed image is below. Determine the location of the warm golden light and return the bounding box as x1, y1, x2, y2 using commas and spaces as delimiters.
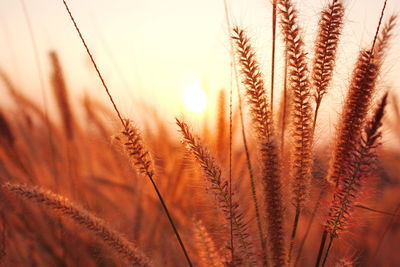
183, 83, 207, 113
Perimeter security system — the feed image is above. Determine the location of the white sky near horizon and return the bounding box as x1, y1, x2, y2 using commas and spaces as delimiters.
0, 0, 399, 141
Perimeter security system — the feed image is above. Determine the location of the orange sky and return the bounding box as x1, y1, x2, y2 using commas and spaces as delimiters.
0, 0, 399, 130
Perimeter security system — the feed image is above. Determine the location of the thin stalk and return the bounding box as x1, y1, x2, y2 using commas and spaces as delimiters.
61, 1, 192, 266
295, 190, 323, 267
280, 53, 288, 153
223, 1, 235, 261
271, 0, 277, 115
315, 230, 328, 267
20, 0, 58, 177
355, 204, 400, 217
147, 173, 193, 267
229, 89, 234, 263
288, 208, 300, 265
61, 0, 124, 125
369, 201, 400, 265
321, 235, 334, 267
312, 101, 321, 133
371, 0, 388, 52
236, 95, 268, 265
224, 2, 267, 264
229, 25, 234, 267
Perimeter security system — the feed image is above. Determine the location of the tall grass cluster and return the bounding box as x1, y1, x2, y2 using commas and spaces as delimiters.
0, 0, 399, 266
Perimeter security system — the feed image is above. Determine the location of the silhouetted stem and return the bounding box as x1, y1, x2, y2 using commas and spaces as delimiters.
288, 208, 301, 265
369, 201, 400, 265
312, 100, 321, 133
295, 190, 323, 266
271, 0, 277, 115
280, 54, 288, 154
321, 235, 334, 267
147, 174, 193, 267
315, 230, 328, 267
355, 204, 400, 217
62, 1, 192, 265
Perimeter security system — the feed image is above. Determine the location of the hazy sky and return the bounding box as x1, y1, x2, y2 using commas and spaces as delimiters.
0, 0, 399, 129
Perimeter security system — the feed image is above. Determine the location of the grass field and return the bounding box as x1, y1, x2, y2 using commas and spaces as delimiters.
0, 0, 399, 266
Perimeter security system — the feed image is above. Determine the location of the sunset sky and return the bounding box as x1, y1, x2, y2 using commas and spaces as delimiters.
0, 0, 399, 128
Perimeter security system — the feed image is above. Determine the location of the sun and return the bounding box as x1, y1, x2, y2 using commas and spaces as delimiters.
183, 83, 207, 113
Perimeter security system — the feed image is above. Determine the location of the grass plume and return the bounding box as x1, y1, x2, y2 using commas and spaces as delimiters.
3, 182, 152, 266
49, 51, 75, 140
312, 0, 345, 129
326, 93, 388, 238
374, 15, 397, 62
0, 0, 398, 266
177, 118, 256, 266
327, 49, 380, 186
278, 0, 313, 210
318, 94, 388, 266
277, 0, 315, 263
232, 27, 286, 266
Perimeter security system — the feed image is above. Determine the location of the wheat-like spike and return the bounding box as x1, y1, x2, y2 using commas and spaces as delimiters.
276, 1, 314, 262
325, 94, 387, 237
231, 27, 285, 267
3, 182, 152, 266
317, 5, 389, 265
177, 119, 256, 267
49, 51, 75, 140
312, 0, 344, 128
374, 15, 397, 62
194, 219, 225, 267
327, 49, 379, 185
278, 0, 314, 209
121, 119, 154, 178
121, 120, 194, 262
231, 27, 272, 140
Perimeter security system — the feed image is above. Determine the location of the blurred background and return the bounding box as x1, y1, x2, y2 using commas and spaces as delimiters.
0, 1, 399, 266
0, 0, 399, 131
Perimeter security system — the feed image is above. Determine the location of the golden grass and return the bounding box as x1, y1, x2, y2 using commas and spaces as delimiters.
0, 0, 399, 266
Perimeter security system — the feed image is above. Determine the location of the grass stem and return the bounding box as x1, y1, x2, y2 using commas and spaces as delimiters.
271, 0, 277, 115
61, 1, 192, 265
321, 235, 334, 267
295, 190, 323, 266
147, 174, 193, 267
315, 230, 328, 267
288, 207, 300, 265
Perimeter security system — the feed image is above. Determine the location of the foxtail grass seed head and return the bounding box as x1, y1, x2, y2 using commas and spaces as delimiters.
232, 27, 286, 267
3, 183, 152, 266
121, 120, 154, 178
177, 119, 256, 267
49, 51, 75, 140
312, 0, 344, 106
325, 94, 387, 237
327, 49, 379, 186
278, 0, 314, 209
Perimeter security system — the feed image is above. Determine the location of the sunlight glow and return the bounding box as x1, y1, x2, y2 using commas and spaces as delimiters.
183, 83, 207, 113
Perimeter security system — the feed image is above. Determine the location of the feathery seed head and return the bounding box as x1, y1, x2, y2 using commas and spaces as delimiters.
325, 94, 387, 237
3, 182, 152, 266
121, 120, 154, 178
